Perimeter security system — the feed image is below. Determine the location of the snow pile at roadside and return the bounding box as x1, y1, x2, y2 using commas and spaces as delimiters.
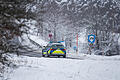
8, 55, 120, 80
19, 34, 48, 51
67, 53, 120, 61
28, 34, 48, 47
19, 20, 48, 50
0, 54, 18, 80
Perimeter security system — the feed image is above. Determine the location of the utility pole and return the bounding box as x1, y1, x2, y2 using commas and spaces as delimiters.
76, 33, 78, 53
54, 21, 57, 42
54, 27, 57, 42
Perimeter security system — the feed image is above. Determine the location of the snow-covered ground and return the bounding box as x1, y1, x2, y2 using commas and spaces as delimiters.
3, 23, 119, 80
7, 54, 120, 80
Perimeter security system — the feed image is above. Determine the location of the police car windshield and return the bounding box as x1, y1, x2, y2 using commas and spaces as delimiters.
45, 46, 50, 49
51, 44, 64, 48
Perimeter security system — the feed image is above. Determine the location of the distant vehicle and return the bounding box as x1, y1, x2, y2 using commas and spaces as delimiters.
42, 43, 66, 58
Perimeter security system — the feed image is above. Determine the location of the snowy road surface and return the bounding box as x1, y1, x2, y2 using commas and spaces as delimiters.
8, 55, 120, 80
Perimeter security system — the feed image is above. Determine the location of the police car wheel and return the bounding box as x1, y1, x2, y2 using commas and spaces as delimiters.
63, 55, 66, 58
42, 55, 45, 57
58, 56, 60, 58
47, 55, 50, 57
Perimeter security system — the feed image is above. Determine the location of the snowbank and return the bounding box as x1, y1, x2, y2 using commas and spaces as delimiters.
28, 34, 48, 47
19, 34, 48, 51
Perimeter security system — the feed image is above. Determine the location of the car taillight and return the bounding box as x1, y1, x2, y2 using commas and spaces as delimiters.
50, 49, 55, 50
61, 49, 66, 51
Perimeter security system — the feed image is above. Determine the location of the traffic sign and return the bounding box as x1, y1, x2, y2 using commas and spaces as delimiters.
73, 46, 77, 50
49, 34, 52, 38
88, 34, 96, 44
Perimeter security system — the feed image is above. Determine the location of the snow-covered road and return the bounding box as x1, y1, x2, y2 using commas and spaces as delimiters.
8, 55, 120, 80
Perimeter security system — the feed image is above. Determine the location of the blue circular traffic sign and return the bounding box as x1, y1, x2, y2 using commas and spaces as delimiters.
88, 34, 96, 44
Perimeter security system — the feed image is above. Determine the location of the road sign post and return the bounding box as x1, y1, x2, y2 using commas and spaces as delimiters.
76, 33, 78, 54
88, 34, 96, 55
49, 34, 52, 42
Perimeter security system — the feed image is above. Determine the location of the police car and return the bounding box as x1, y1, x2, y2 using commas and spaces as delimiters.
42, 42, 66, 58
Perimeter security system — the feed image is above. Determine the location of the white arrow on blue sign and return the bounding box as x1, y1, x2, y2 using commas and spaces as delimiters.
88, 34, 96, 44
